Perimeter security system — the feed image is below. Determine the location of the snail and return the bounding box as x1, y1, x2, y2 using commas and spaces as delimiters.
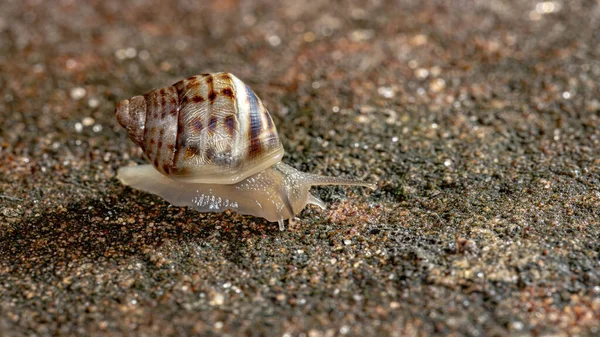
115, 73, 375, 230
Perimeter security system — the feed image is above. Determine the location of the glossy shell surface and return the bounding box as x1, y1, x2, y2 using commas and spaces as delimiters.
115, 73, 284, 184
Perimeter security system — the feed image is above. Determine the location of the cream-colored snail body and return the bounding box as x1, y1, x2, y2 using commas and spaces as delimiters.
115, 73, 374, 230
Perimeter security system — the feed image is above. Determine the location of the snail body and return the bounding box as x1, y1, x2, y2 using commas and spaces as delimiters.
115, 73, 374, 230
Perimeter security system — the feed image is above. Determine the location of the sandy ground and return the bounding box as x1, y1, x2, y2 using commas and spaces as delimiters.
1, 0, 599, 336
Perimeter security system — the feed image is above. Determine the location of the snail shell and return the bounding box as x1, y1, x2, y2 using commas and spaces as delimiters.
115, 73, 283, 184
115, 73, 375, 230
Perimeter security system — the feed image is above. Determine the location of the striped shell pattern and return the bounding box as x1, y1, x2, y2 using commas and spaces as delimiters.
115, 73, 284, 184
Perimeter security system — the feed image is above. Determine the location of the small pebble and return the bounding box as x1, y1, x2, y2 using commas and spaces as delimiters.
70, 87, 86, 100
82, 117, 95, 126
377, 86, 395, 99
429, 78, 446, 93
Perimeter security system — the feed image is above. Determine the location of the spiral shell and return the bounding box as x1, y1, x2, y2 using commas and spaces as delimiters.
115, 73, 284, 184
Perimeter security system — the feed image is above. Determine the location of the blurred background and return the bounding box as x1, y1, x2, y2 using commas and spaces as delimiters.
1, 0, 599, 336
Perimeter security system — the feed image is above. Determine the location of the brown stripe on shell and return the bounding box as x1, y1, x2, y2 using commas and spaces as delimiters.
172, 117, 185, 169
174, 77, 200, 108
160, 93, 167, 118
221, 87, 234, 99
157, 128, 164, 149
184, 145, 200, 159
208, 90, 217, 102
169, 97, 178, 115
143, 93, 155, 119
163, 86, 180, 174
191, 95, 205, 103
159, 88, 166, 98
141, 85, 180, 176
224, 115, 236, 136
151, 127, 163, 172
248, 138, 262, 158
192, 118, 203, 132
174, 80, 186, 99
245, 84, 265, 158
218, 73, 232, 81
187, 78, 201, 90
205, 147, 215, 161
206, 75, 217, 103
143, 126, 156, 155
172, 76, 200, 170
208, 116, 217, 133
171, 72, 212, 174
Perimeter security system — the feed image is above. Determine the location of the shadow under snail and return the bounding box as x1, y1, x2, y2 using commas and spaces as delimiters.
115, 73, 375, 230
